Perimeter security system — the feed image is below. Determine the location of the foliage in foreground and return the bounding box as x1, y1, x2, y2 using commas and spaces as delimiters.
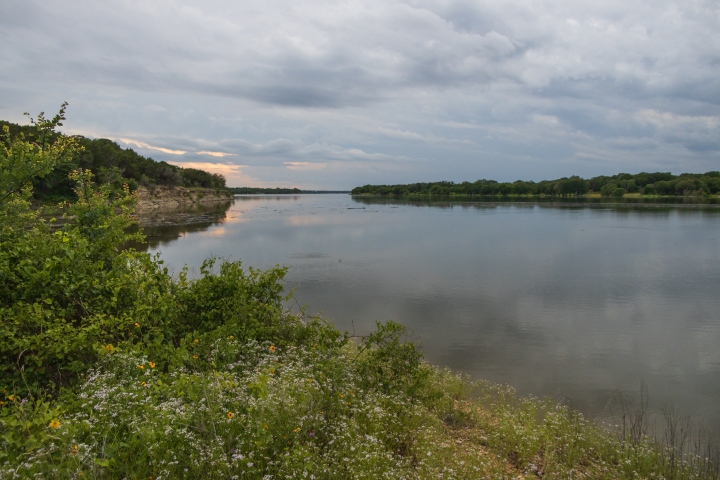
1, 108, 719, 479
4, 338, 719, 479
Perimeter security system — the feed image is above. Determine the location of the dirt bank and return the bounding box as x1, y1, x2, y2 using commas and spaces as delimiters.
135, 186, 233, 211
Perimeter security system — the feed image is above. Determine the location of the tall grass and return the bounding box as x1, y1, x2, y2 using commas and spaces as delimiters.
606, 384, 720, 480
3, 326, 719, 479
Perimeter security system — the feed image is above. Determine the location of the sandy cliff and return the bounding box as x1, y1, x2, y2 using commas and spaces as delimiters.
135, 186, 233, 211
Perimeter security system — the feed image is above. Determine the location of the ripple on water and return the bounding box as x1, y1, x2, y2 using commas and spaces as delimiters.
288, 253, 330, 259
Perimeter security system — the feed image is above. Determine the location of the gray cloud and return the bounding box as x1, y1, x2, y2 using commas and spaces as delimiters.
1, 0, 718, 189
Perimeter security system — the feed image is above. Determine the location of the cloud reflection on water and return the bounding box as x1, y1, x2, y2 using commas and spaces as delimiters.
143, 195, 720, 434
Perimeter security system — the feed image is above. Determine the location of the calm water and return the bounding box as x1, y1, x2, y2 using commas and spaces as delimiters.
139, 195, 720, 434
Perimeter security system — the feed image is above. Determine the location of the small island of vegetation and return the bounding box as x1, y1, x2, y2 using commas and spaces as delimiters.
353, 172, 720, 199
2, 107, 718, 478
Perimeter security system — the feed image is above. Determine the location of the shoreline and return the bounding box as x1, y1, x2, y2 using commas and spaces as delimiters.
351, 193, 720, 208
135, 186, 233, 211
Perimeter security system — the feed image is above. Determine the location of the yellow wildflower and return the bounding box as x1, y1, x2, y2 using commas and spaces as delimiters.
269, 345, 276, 353
49, 419, 61, 428
134, 322, 140, 328
192, 355, 199, 359
141, 382, 146, 387
229, 335, 234, 339
227, 411, 234, 419
105, 345, 113, 351
293, 427, 301, 433
193, 339, 199, 344
148, 362, 156, 368
137, 364, 144, 369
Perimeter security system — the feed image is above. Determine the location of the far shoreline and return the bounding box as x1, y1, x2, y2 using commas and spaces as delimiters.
349, 192, 720, 208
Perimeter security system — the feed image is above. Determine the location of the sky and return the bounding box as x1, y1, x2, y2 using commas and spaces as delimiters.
1, 0, 719, 190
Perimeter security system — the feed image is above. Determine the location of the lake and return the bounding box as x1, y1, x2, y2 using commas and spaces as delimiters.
138, 194, 720, 436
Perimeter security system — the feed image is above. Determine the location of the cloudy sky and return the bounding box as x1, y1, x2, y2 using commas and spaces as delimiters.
1, 0, 718, 189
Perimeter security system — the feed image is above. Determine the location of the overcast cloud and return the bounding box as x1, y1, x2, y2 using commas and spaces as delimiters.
1, 0, 718, 189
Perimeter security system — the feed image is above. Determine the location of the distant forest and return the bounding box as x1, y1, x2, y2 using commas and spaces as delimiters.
229, 187, 351, 194
1, 119, 226, 201
352, 172, 720, 197
230, 187, 303, 194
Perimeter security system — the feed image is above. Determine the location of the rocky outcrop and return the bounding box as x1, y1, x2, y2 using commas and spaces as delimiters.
135, 186, 233, 211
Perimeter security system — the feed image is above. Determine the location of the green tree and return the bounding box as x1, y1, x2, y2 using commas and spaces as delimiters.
617, 179, 638, 193
555, 176, 589, 196
1, 117, 228, 201
1, 103, 77, 207
654, 180, 675, 195
0, 107, 301, 398
0, 108, 146, 393
642, 184, 657, 195
601, 183, 619, 197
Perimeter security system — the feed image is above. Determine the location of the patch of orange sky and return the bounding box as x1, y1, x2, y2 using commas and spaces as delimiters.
166, 161, 288, 188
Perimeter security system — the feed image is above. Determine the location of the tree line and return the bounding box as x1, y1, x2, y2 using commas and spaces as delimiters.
229, 187, 351, 194
352, 171, 720, 197
230, 187, 303, 194
1, 118, 226, 202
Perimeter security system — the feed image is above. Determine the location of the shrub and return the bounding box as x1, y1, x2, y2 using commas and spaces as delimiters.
355, 321, 430, 400
0, 108, 333, 397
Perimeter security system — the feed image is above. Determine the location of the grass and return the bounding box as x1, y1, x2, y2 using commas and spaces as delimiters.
2, 322, 719, 479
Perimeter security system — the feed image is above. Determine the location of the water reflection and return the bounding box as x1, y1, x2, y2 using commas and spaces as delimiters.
139, 194, 720, 436
133, 200, 234, 249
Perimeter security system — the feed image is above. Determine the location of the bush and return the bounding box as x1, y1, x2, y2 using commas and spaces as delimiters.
0, 108, 336, 397
355, 321, 430, 400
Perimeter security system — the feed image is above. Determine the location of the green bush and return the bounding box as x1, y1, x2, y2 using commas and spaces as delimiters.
355, 321, 430, 400
0, 107, 336, 397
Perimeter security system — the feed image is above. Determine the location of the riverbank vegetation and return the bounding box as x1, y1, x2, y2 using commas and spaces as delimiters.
1, 106, 226, 203
352, 172, 720, 198
2, 108, 719, 478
